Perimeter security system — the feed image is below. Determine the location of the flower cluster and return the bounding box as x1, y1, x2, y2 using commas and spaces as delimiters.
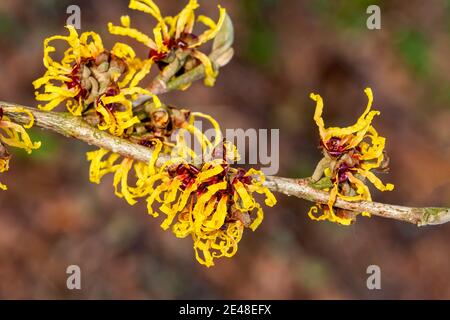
31, 0, 260, 267
86, 97, 223, 207
5, 0, 400, 266
0, 107, 41, 190
86, 107, 276, 267
33, 25, 152, 136
308, 88, 394, 225
108, 0, 226, 86
28, 0, 398, 265
146, 145, 276, 267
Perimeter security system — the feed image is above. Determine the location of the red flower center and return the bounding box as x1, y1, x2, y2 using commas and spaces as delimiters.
148, 33, 198, 61
323, 137, 348, 157
65, 58, 95, 100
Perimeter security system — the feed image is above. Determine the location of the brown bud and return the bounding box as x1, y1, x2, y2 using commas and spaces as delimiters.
183, 56, 200, 72
170, 107, 190, 129
95, 52, 109, 65
78, 51, 128, 111
152, 110, 170, 129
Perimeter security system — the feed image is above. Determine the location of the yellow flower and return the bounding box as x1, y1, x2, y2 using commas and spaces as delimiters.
0, 107, 41, 190
146, 155, 276, 267
311, 88, 381, 157
86, 104, 222, 204
86, 138, 162, 206
33, 25, 153, 136
309, 87, 394, 225
108, 0, 226, 86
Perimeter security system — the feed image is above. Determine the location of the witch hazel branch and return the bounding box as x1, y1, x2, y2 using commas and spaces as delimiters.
1, 0, 449, 268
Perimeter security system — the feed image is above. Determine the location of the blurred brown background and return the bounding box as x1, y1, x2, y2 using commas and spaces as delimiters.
1, 0, 450, 299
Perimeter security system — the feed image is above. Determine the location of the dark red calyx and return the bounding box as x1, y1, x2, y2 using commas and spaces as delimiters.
335, 162, 354, 184
323, 137, 348, 157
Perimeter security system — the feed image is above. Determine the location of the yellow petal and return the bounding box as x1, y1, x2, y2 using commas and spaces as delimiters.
192, 6, 226, 48
190, 112, 222, 150
234, 181, 255, 211
310, 92, 327, 141
108, 22, 157, 49
356, 169, 394, 192
191, 50, 217, 87
249, 204, 264, 231
197, 164, 223, 182
175, 0, 199, 39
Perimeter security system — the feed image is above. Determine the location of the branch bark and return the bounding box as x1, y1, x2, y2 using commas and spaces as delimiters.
2, 102, 449, 227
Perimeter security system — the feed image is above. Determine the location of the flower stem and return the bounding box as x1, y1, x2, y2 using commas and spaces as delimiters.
2, 101, 449, 226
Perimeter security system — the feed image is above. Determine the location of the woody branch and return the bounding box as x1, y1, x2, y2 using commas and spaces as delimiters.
2, 102, 449, 227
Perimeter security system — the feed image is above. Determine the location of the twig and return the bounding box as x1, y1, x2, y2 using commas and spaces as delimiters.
264, 176, 450, 226
146, 50, 190, 95
2, 102, 449, 227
